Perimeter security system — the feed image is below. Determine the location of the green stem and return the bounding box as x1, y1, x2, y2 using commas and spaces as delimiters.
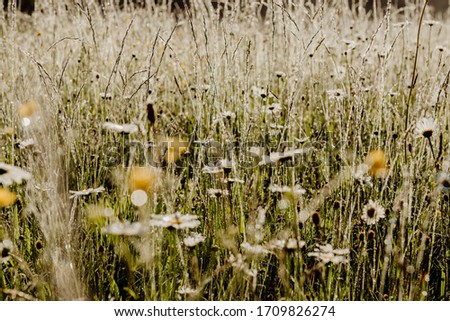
404, 0, 429, 161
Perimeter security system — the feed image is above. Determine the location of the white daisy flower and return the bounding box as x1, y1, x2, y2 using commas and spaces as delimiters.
387, 90, 400, 97
0, 162, 32, 186
415, 117, 438, 139
101, 221, 146, 236
229, 253, 257, 277
362, 200, 386, 225
240, 242, 269, 255
229, 253, 247, 270
269, 184, 306, 198
307, 244, 349, 264
268, 238, 306, 251
423, 20, 439, 27
251, 86, 266, 98
197, 84, 210, 92
269, 123, 284, 130
149, 213, 200, 230
258, 148, 311, 165
275, 71, 286, 78
18, 138, 35, 149
102, 122, 138, 134
266, 103, 282, 114
177, 285, 199, 296
0, 239, 13, 264
268, 239, 286, 250
221, 178, 245, 184
99, 92, 112, 99
326, 89, 346, 99
393, 21, 410, 28
207, 188, 229, 198
201, 165, 223, 174
361, 86, 372, 93
183, 232, 206, 247
286, 238, 306, 250
352, 164, 373, 188
69, 186, 105, 199
270, 184, 306, 207
436, 45, 448, 53
343, 39, 357, 49
222, 111, 236, 120
436, 172, 450, 193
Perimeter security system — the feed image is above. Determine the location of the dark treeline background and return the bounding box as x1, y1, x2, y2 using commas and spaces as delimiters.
2, 0, 449, 16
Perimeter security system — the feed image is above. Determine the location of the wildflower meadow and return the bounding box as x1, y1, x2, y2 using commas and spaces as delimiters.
0, 1, 449, 301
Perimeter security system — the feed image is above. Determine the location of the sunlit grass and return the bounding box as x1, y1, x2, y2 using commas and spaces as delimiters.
0, 1, 449, 301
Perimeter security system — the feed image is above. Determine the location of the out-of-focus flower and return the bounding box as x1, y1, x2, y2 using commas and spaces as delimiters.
0, 239, 13, 264
268, 238, 306, 251
128, 166, 160, 194
266, 103, 282, 114
130, 189, 148, 207
269, 184, 306, 202
307, 244, 349, 264
102, 122, 138, 134
275, 71, 286, 78
326, 89, 346, 99
366, 150, 387, 178
69, 186, 105, 199
222, 111, 236, 120
0, 162, 32, 186
0, 188, 17, 207
18, 138, 35, 149
149, 213, 200, 230
101, 221, 146, 236
277, 199, 290, 210
1, 127, 14, 136
423, 20, 439, 27
241, 242, 269, 255
251, 86, 266, 98
86, 205, 115, 221
221, 178, 245, 184
436, 172, 450, 193
202, 165, 224, 174
177, 285, 200, 297
99, 92, 112, 99
207, 188, 229, 198
258, 148, 311, 165
18, 100, 39, 127
352, 164, 372, 187
183, 232, 206, 247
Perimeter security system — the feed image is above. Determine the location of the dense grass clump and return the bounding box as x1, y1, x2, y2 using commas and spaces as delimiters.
0, 1, 449, 300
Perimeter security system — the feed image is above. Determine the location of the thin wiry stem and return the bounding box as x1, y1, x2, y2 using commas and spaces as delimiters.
404, 0, 429, 161
427, 136, 436, 161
